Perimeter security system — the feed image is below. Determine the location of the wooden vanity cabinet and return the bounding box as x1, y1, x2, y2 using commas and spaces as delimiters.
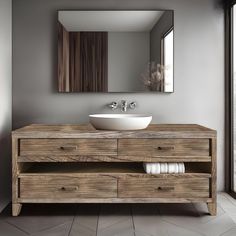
12, 124, 216, 216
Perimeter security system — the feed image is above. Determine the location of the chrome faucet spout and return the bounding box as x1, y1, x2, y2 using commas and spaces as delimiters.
121, 100, 128, 112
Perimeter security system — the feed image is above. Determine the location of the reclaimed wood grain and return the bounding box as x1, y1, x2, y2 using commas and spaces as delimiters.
118, 177, 209, 198
207, 202, 217, 216
208, 137, 217, 216
12, 204, 22, 217
12, 124, 216, 139
19, 173, 211, 178
18, 197, 212, 204
20, 175, 117, 199
17, 155, 211, 163
12, 123, 217, 216
20, 139, 117, 156
118, 138, 210, 157
18, 162, 211, 178
12, 137, 21, 216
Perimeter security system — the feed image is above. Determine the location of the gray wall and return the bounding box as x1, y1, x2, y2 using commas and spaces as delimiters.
0, 0, 12, 211
150, 11, 173, 63
13, 0, 225, 190
108, 32, 150, 92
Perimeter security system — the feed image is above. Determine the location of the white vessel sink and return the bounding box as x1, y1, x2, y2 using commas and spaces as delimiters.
89, 114, 152, 131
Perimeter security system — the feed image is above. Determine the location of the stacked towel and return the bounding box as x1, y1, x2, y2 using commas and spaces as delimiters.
143, 163, 185, 174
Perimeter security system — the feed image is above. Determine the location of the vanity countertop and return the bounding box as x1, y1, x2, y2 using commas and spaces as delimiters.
12, 124, 216, 139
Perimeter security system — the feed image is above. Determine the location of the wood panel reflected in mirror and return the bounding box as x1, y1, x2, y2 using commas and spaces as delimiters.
58, 10, 174, 93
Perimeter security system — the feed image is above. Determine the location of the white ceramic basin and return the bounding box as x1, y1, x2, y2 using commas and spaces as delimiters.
89, 114, 152, 131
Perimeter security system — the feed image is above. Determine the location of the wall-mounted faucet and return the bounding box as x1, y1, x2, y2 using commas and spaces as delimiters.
108, 100, 136, 112
108, 101, 118, 110
121, 100, 128, 112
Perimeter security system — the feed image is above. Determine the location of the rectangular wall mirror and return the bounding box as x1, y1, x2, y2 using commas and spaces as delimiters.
58, 10, 174, 93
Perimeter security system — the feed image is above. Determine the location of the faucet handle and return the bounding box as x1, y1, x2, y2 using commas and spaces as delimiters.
108, 101, 118, 110
129, 101, 136, 109
121, 100, 127, 106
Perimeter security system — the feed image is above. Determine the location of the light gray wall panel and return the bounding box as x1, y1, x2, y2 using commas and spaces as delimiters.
108, 32, 150, 92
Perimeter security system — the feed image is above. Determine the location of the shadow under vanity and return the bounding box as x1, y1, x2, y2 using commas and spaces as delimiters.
12, 124, 216, 216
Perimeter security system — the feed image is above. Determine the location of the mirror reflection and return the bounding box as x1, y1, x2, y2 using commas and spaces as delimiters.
58, 10, 174, 93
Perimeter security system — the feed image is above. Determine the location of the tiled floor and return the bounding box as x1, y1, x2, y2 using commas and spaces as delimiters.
1, 193, 236, 236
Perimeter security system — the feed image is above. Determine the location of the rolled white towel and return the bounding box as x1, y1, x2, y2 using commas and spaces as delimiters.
151, 163, 156, 173
156, 163, 160, 174
143, 162, 185, 174
160, 163, 164, 173
146, 163, 151, 174
152, 163, 160, 174
160, 163, 168, 174
178, 163, 185, 173
178, 163, 182, 173
168, 163, 176, 174
165, 163, 168, 173
174, 163, 179, 174
143, 163, 151, 174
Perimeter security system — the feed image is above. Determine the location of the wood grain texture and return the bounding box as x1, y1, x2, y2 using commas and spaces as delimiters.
58, 22, 70, 92
207, 202, 217, 216
18, 162, 211, 178
80, 32, 108, 92
19, 173, 211, 179
20, 175, 117, 199
18, 198, 212, 204
20, 138, 117, 156
12, 123, 217, 216
12, 137, 21, 216
17, 155, 211, 163
118, 177, 209, 198
118, 138, 210, 157
58, 27, 108, 92
12, 124, 217, 139
12, 203, 22, 217
69, 32, 81, 92
210, 137, 217, 215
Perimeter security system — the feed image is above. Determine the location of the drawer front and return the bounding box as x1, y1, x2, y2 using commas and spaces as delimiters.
118, 139, 210, 157
20, 175, 117, 199
118, 177, 209, 198
20, 139, 117, 156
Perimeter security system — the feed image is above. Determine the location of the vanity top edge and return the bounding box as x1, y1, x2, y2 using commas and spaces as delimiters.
12, 124, 216, 137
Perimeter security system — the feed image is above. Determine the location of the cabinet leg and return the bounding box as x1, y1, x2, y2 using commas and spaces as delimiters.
207, 202, 217, 216
12, 203, 22, 216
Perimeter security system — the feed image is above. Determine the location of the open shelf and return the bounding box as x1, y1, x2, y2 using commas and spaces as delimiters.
19, 162, 211, 178
22, 163, 144, 174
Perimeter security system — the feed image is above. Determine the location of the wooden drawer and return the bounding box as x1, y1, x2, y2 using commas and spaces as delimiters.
118, 139, 210, 157
20, 175, 117, 199
20, 139, 117, 156
118, 177, 209, 198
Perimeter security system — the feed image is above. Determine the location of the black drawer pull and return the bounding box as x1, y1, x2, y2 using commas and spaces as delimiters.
156, 186, 175, 191
60, 146, 77, 151
60, 186, 79, 191
156, 146, 175, 151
